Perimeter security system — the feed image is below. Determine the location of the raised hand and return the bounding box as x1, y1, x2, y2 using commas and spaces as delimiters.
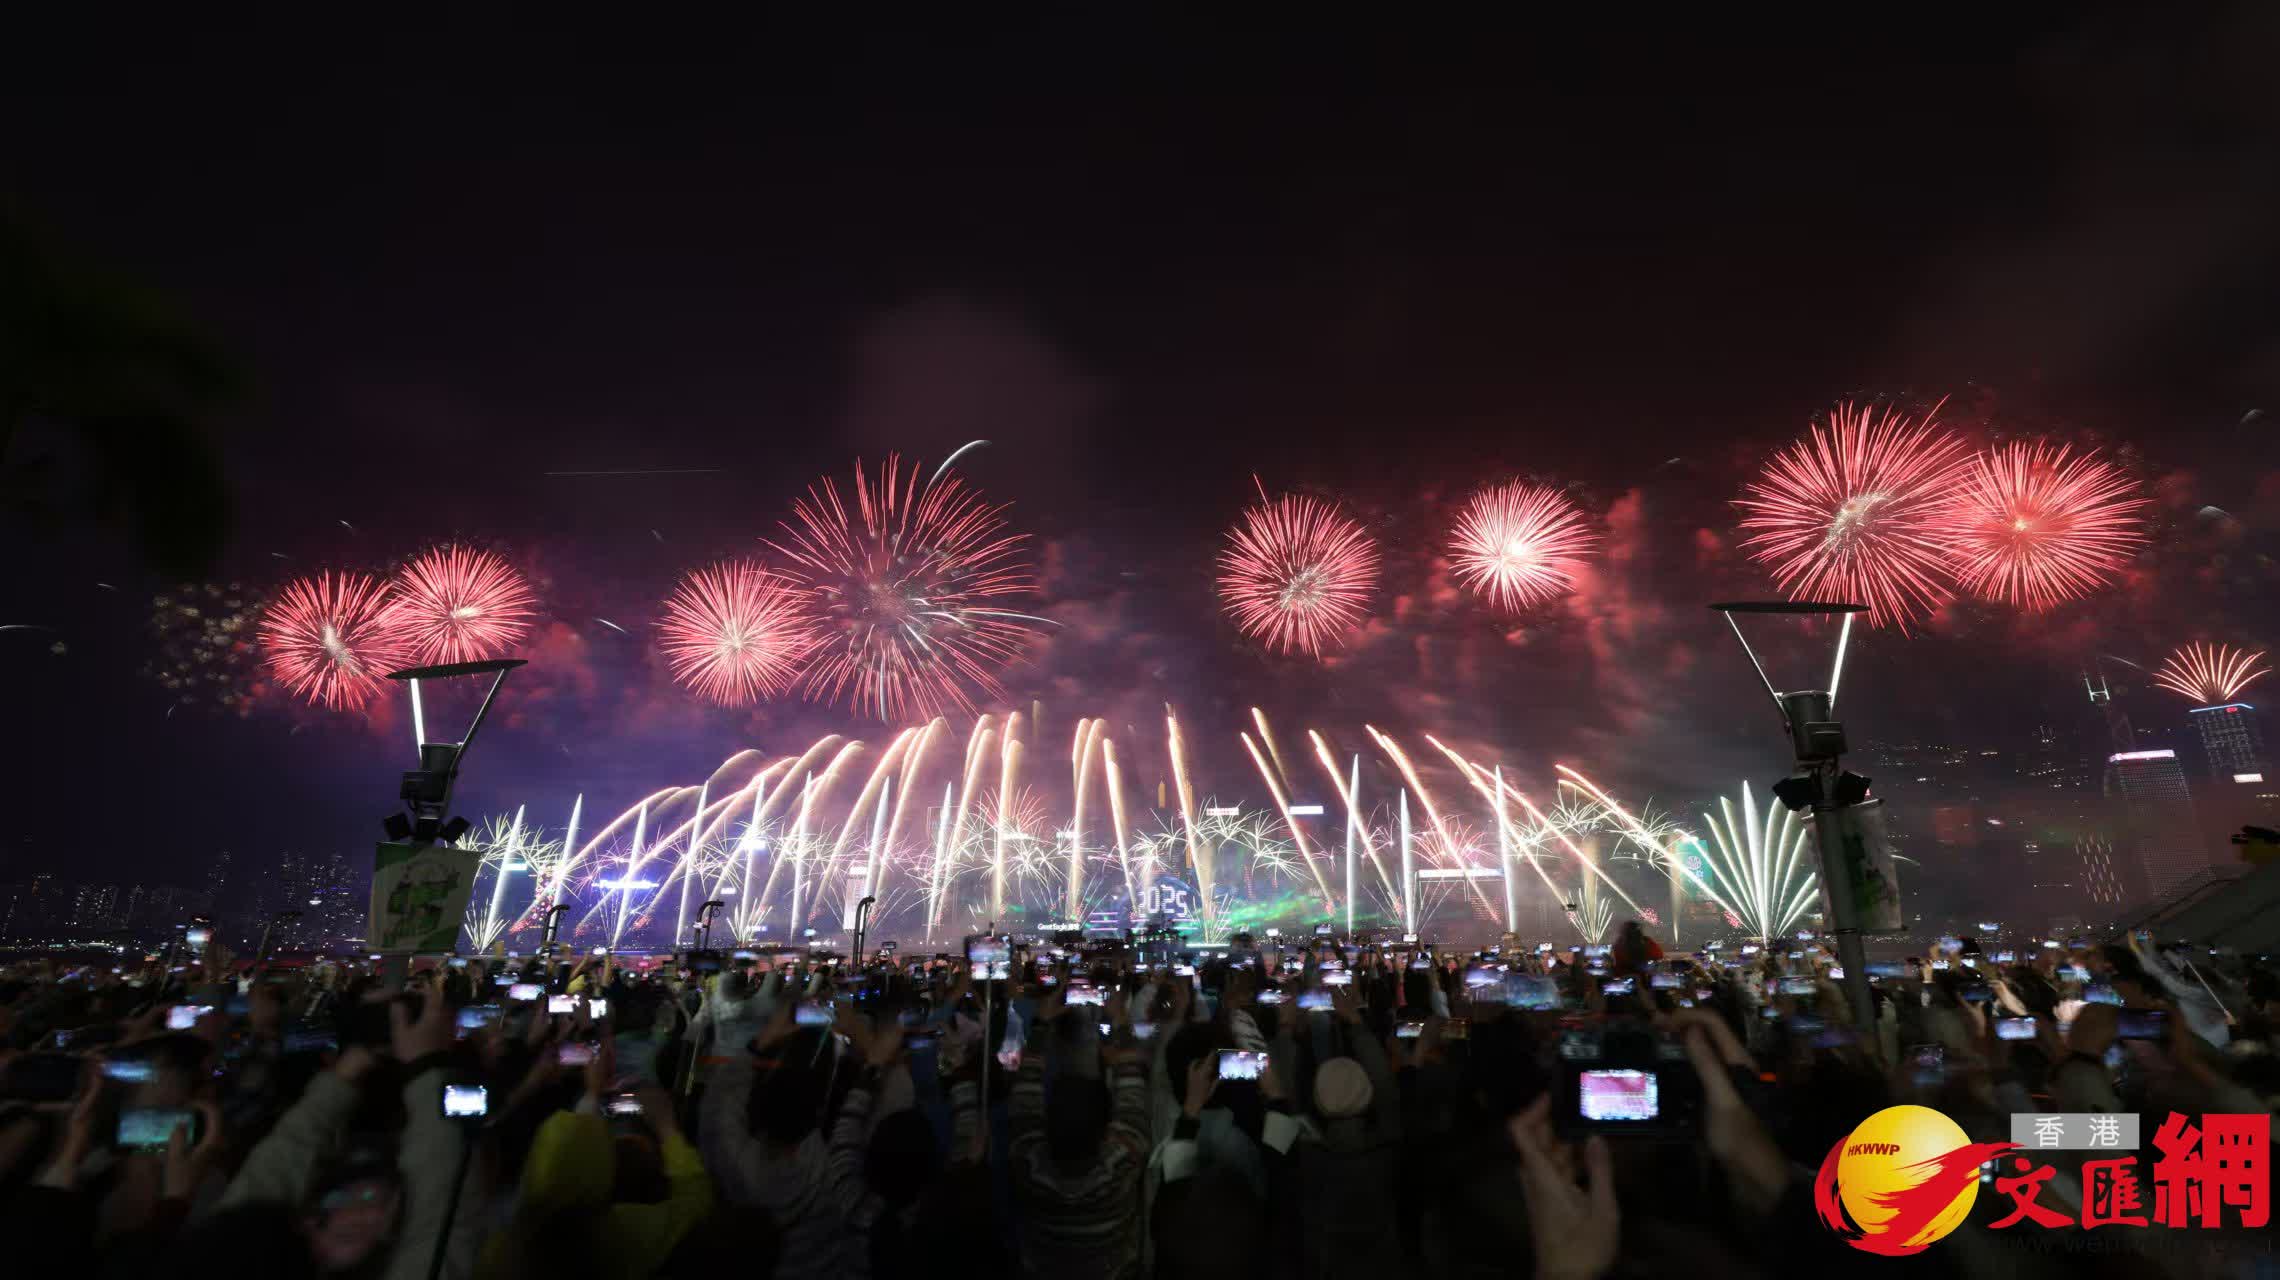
1509, 1096, 1618, 1280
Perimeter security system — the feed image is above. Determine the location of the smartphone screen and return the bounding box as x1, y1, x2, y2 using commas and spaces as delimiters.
441, 1084, 488, 1118
184, 928, 211, 948
117, 1107, 198, 1150
104, 1059, 157, 1083
1396, 1020, 1424, 1039
547, 994, 578, 1016
1297, 989, 1334, 1011
604, 1092, 642, 1118
2115, 1009, 2168, 1041
1996, 1017, 2037, 1041
1649, 973, 1682, 990
965, 937, 1010, 966
557, 1041, 597, 1067
508, 983, 544, 1002
167, 1004, 212, 1031
1065, 985, 1106, 1006
1601, 977, 1635, 996
1216, 1049, 1268, 1081
588, 998, 609, 1020
795, 1001, 833, 1027
1507, 975, 1560, 1010
1252, 990, 1284, 1005
1322, 970, 1353, 987
456, 1005, 502, 1034
1577, 1069, 1658, 1122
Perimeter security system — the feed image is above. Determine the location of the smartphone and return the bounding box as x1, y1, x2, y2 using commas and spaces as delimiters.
1576, 1069, 1659, 1122
1172, 963, 1196, 977
1314, 924, 1333, 936
1930, 960, 1950, 971
1464, 964, 1503, 989
1959, 984, 1994, 1004
1507, 975, 1560, 1010
1065, 984, 1107, 1006
604, 1091, 643, 1119
795, 1001, 833, 1027
1402, 933, 1419, 944
1740, 945, 1760, 956
184, 928, 211, 948
103, 1059, 156, 1084
558, 1041, 597, 1067
1132, 1021, 1159, 1040
547, 994, 579, 1016
448, 957, 469, 969
2115, 1009, 2169, 1041
1865, 962, 1906, 979
1325, 969, 1357, 987
965, 937, 1010, 966
1996, 1016, 2037, 1041
588, 998, 609, 1020
2082, 983, 2120, 1006
1535, 943, 1553, 954
1216, 1049, 1268, 1081
1778, 977, 1816, 996
1297, 989, 1334, 1011
1693, 987, 1714, 1002
456, 1004, 502, 1035
1396, 1020, 1424, 1040
117, 1107, 199, 1150
1993, 951, 2016, 964
508, 983, 544, 1002
1648, 973, 1682, 990
1252, 990, 1284, 1006
441, 1084, 489, 1118
1601, 977, 1636, 996
1827, 967, 1846, 980
167, 1004, 213, 1031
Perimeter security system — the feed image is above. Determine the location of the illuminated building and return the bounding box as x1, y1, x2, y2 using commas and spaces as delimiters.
2103, 749, 2204, 903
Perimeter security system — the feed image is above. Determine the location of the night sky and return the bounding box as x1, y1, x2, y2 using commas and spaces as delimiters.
5, 10, 2278, 896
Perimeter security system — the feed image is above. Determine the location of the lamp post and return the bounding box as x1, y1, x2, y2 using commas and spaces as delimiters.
1711, 602, 1891, 1036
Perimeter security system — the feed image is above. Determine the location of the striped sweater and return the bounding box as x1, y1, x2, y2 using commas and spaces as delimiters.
1008, 1041, 1151, 1280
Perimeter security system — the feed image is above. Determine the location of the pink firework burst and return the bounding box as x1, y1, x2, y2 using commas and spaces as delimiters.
767, 455, 1042, 720
1735, 402, 1973, 632
388, 545, 537, 664
1217, 488, 1379, 657
257, 571, 413, 711
658, 559, 816, 706
2152, 641, 2268, 705
1448, 481, 1595, 611
1944, 441, 2146, 611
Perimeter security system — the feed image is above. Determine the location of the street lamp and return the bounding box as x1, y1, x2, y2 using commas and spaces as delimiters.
1710, 601, 1903, 1036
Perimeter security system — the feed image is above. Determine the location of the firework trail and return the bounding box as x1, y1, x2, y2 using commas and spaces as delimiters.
768, 454, 1045, 720
1736, 401, 1973, 632
995, 715, 1024, 918
1367, 727, 1499, 918
1241, 729, 1337, 913
1166, 707, 1213, 927
1694, 780, 1818, 943
388, 545, 537, 665
2152, 641, 2269, 704
258, 571, 413, 710
1449, 481, 1597, 612
1218, 485, 1379, 657
1101, 736, 1137, 904
1943, 441, 2147, 611
1309, 730, 1398, 904
658, 559, 815, 705
932, 717, 997, 930
1070, 718, 1105, 919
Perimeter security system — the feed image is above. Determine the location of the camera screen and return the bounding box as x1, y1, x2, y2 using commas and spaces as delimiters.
1779, 977, 1816, 996
184, 928, 211, 948
102, 1059, 155, 1083
1601, 977, 1635, 996
1996, 1017, 2037, 1041
2116, 1009, 2167, 1040
1065, 985, 1106, 1006
1396, 1020, 1424, 1039
117, 1107, 195, 1150
604, 1093, 643, 1117
456, 1005, 501, 1033
557, 1041, 597, 1067
1296, 989, 1334, 1011
442, 1085, 489, 1118
167, 1004, 211, 1031
508, 983, 544, 1002
1507, 975, 1560, 1010
966, 937, 1010, 965
1577, 1069, 1659, 1122
547, 995, 578, 1015
1649, 973, 1682, 990
1322, 970, 1353, 987
1217, 1050, 1268, 1081
795, 1001, 833, 1027
1464, 964, 1503, 988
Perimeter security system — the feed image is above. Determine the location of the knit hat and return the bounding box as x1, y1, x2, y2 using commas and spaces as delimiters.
1313, 1057, 1373, 1120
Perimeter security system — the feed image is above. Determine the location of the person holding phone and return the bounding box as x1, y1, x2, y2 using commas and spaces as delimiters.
478, 1038, 714, 1278
1007, 980, 1151, 1279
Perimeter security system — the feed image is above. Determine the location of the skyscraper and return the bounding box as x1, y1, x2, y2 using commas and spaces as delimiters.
2103, 748, 2205, 903
2189, 702, 2267, 780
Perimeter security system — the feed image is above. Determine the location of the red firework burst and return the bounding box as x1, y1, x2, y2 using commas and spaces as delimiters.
2152, 641, 2268, 704
388, 545, 537, 664
1944, 441, 2146, 610
658, 559, 816, 706
1735, 402, 1972, 633
1217, 489, 1379, 657
767, 455, 1041, 720
257, 572, 413, 711
1448, 481, 1595, 611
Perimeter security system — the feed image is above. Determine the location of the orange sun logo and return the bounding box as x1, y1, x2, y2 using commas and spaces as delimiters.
1815, 1105, 2017, 1255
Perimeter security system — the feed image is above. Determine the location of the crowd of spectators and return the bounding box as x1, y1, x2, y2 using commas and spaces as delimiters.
1, 919, 2273, 1279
